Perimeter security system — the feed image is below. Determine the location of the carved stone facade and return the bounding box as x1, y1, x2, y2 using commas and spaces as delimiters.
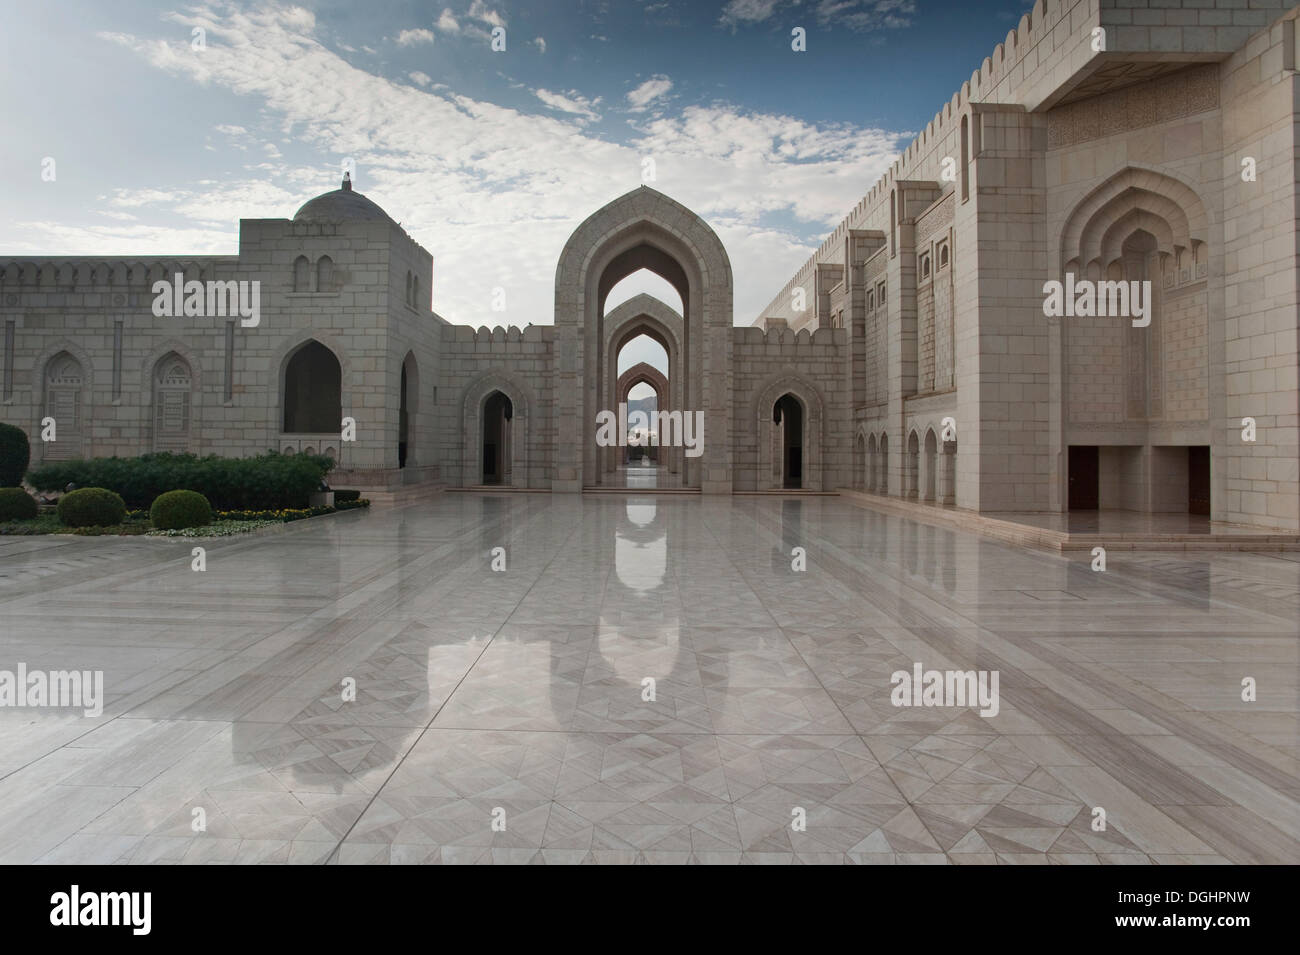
754, 0, 1300, 531
2, 0, 1297, 529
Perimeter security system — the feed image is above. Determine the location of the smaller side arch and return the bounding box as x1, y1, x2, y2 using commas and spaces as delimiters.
754, 374, 825, 491
461, 370, 536, 488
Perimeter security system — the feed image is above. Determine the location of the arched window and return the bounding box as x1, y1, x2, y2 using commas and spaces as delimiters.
939, 243, 949, 269
293, 255, 310, 292
283, 340, 341, 433
44, 352, 84, 460
153, 353, 193, 452
316, 255, 333, 292
920, 254, 931, 279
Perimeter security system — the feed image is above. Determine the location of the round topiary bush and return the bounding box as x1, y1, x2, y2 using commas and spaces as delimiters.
0, 486, 38, 521
0, 423, 31, 488
57, 487, 126, 528
149, 489, 212, 530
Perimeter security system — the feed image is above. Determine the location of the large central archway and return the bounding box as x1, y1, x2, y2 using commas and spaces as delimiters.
553, 186, 733, 492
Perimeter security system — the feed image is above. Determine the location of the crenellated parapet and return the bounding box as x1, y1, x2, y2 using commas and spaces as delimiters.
0, 256, 241, 290
732, 324, 846, 350
440, 323, 552, 348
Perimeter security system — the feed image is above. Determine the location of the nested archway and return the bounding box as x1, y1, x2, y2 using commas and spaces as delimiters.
554, 186, 733, 491
605, 295, 683, 477
755, 376, 824, 491
1055, 166, 1214, 513
616, 361, 669, 468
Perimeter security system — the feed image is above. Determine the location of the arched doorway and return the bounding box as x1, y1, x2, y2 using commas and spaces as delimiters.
604, 296, 683, 486
866, 433, 877, 491
855, 431, 866, 490
775, 393, 804, 489
879, 432, 889, 494
482, 390, 513, 485
614, 356, 673, 482
152, 352, 194, 452
282, 340, 341, 433
554, 186, 733, 493
906, 430, 920, 499
43, 352, 85, 460
923, 428, 938, 502
399, 351, 418, 469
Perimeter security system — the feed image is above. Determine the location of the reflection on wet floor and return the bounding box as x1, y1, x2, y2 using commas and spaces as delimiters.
0, 493, 1296, 864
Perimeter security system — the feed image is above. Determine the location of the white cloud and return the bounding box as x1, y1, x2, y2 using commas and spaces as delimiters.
532, 36, 546, 53
435, 9, 460, 34
75, 8, 907, 328
720, 0, 916, 32
409, 70, 433, 87
468, 0, 506, 29
395, 27, 435, 46
719, 0, 781, 29
534, 89, 601, 123
627, 75, 672, 112
815, 0, 916, 31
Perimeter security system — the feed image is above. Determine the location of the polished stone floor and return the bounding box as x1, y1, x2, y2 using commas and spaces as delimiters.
0, 494, 1296, 864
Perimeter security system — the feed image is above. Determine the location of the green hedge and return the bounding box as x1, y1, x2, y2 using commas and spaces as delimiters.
58, 487, 126, 527
150, 489, 213, 530
0, 487, 37, 521
27, 451, 334, 510
0, 424, 30, 487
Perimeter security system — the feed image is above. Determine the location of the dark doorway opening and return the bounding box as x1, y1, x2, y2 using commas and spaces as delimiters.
482, 391, 513, 485
1188, 445, 1210, 515
776, 393, 803, 489
398, 364, 408, 469
1068, 445, 1099, 510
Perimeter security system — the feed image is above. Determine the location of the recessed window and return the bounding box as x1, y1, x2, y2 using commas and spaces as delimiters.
938, 244, 949, 269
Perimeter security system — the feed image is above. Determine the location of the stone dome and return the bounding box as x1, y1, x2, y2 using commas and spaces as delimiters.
293, 175, 392, 223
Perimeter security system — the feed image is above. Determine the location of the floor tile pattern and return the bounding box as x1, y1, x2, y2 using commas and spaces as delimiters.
1, 494, 1296, 864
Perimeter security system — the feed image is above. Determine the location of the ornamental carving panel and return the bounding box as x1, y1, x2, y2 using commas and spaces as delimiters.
1048, 64, 1218, 149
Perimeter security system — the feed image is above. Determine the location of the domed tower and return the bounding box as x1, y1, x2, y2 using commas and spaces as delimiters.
293, 173, 394, 225
232, 172, 436, 496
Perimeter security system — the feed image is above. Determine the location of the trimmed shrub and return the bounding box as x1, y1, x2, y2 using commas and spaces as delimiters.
334, 489, 361, 503
0, 487, 38, 521
150, 489, 213, 530
27, 451, 334, 510
57, 487, 126, 528
0, 423, 30, 488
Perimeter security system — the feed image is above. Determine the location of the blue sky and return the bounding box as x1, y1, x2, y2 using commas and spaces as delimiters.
1, 0, 1031, 360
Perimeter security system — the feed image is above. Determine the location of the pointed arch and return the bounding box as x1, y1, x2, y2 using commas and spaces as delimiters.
754, 374, 825, 491
1060, 166, 1209, 270
143, 342, 201, 453
553, 186, 733, 491
462, 370, 535, 488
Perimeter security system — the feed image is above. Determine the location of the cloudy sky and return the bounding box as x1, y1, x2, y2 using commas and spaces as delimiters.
1, 0, 1030, 359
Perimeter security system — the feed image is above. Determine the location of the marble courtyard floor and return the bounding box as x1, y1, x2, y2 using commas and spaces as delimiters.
0, 493, 1297, 865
